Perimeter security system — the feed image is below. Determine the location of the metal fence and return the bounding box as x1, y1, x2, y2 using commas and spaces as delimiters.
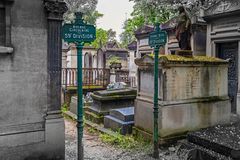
62, 68, 110, 88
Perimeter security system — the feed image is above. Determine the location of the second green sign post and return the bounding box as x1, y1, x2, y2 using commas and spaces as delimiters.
63, 13, 96, 160
149, 23, 167, 159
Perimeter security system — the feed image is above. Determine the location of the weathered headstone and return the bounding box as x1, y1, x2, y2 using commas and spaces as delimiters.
104, 107, 134, 135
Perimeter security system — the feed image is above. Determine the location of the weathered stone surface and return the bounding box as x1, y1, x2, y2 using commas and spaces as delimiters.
0, 0, 66, 159
104, 107, 135, 135
85, 89, 137, 124
134, 55, 231, 142
110, 107, 134, 122
104, 115, 134, 135
90, 88, 137, 114
187, 121, 240, 158
203, 0, 240, 114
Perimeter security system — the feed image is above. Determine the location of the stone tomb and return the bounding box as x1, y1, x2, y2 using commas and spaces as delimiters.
85, 88, 137, 124
104, 107, 134, 135
134, 54, 231, 143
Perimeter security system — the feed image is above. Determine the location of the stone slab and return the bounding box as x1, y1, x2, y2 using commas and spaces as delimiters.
187, 122, 240, 159
177, 141, 229, 160
104, 115, 134, 135
93, 88, 137, 97
90, 98, 135, 115
110, 107, 134, 122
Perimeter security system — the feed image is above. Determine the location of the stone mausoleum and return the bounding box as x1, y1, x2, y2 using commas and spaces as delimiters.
204, 0, 240, 114
0, 0, 66, 159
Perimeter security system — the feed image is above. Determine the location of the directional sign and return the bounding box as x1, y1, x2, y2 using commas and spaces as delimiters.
149, 30, 167, 47
62, 18, 96, 43
62, 13, 96, 160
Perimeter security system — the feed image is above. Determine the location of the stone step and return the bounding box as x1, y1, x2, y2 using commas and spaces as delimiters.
109, 107, 134, 122
104, 115, 134, 135
187, 122, 240, 159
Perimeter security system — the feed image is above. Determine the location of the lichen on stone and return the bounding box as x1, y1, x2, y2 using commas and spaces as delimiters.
148, 54, 227, 63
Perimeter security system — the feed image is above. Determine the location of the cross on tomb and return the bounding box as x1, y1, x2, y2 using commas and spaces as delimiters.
218, 1, 231, 12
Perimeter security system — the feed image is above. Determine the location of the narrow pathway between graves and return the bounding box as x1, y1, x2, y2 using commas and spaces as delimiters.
65, 118, 179, 160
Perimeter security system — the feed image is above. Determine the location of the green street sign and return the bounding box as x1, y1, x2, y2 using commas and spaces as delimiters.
62, 13, 96, 160
62, 17, 96, 43
149, 30, 167, 47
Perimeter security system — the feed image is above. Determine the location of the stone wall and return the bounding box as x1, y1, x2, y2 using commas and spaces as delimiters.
0, 0, 66, 159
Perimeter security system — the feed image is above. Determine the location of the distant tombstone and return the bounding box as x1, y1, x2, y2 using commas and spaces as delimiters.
104, 107, 135, 135
85, 88, 137, 124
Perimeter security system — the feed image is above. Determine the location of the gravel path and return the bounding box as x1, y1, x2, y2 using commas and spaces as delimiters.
65, 118, 178, 160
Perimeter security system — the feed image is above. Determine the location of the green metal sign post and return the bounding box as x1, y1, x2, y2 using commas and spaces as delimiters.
62, 13, 96, 160
149, 23, 167, 159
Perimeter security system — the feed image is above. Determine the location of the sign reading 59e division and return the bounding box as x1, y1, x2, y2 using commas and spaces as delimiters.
63, 24, 96, 43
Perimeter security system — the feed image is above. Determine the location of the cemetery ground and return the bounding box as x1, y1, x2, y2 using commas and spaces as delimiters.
65, 117, 180, 160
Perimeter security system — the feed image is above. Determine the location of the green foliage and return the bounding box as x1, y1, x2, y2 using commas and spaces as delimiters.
120, 1, 175, 48
131, 0, 220, 17
87, 127, 98, 135
64, 0, 101, 25
64, 11, 103, 25
61, 103, 68, 113
107, 56, 121, 65
89, 28, 108, 48
83, 11, 104, 25
100, 131, 150, 150
107, 29, 117, 42
120, 16, 145, 48
86, 28, 117, 49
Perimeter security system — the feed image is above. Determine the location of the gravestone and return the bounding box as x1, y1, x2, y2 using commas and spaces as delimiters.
134, 54, 231, 144
104, 107, 134, 135
85, 88, 137, 124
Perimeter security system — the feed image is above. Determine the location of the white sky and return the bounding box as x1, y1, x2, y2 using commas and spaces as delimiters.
96, 0, 134, 41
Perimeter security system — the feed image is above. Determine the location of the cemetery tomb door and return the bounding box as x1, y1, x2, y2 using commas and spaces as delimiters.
217, 42, 239, 113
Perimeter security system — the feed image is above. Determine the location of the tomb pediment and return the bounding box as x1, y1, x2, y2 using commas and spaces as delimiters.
205, 0, 240, 18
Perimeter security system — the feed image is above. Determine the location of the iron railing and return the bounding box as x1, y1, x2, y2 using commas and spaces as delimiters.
62, 68, 110, 88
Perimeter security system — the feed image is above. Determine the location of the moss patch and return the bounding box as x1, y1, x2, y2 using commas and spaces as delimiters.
148, 54, 227, 63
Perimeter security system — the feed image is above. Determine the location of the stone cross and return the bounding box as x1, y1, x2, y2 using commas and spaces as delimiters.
218, 1, 231, 12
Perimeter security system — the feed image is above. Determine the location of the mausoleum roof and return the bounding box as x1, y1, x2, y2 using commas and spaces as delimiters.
134, 25, 154, 38
128, 41, 137, 51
